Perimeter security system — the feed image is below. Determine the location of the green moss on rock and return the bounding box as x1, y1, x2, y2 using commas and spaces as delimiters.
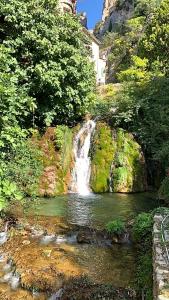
90, 125, 147, 193
111, 129, 147, 192
90, 122, 116, 193
34, 126, 73, 197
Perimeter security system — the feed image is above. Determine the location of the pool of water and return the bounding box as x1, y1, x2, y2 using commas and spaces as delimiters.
27, 192, 158, 228
22, 192, 158, 290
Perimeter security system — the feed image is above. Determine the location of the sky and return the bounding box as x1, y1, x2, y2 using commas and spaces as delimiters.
77, 0, 103, 29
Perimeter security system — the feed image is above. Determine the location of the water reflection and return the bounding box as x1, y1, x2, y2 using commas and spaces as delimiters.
67, 193, 100, 226
27, 192, 157, 228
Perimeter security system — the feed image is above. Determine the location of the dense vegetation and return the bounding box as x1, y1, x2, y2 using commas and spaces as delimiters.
93, 0, 169, 201
0, 0, 169, 298
0, 0, 95, 206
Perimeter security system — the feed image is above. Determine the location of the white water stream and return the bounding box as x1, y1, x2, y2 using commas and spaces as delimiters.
70, 120, 96, 196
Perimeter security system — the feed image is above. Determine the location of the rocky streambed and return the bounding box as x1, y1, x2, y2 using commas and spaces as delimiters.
0, 212, 136, 300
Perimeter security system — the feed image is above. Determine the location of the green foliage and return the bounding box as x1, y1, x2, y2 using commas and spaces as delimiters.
90, 84, 120, 121
118, 56, 150, 81
55, 125, 68, 150
134, 0, 161, 16
0, 45, 34, 157
90, 123, 146, 193
133, 212, 153, 241
0, 138, 43, 206
0, 0, 95, 126
133, 212, 153, 299
140, 0, 169, 75
106, 218, 125, 235
37, 126, 73, 195
0, 180, 23, 203
101, 0, 161, 82
57, 126, 73, 176
5, 140, 43, 197
136, 253, 153, 300
111, 129, 146, 192
55, 125, 73, 174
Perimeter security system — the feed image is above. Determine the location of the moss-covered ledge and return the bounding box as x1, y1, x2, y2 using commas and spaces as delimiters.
111, 129, 147, 193
90, 123, 147, 193
90, 122, 116, 193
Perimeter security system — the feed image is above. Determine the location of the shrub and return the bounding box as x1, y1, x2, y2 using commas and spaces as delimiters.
3, 140, 43, 197
132, 212, 153, 241
106, 218, 125, 235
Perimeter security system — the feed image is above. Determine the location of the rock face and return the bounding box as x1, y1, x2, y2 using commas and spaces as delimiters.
102, 0, 118, 21
90, 122, 116, 193
110, 128, 147, 193
100, 0, 133, 36
90, 122, 147, 193
33, 127, 73, 196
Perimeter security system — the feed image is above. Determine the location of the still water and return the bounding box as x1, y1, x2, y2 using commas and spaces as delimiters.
28, 192, 158, 228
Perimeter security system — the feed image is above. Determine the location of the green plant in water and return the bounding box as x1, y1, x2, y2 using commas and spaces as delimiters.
106, 219, 125, 235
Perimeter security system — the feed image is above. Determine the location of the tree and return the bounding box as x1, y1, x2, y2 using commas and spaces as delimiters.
0, 45, 34, 156
0, 0, 95, 126
140, 0, 169, 75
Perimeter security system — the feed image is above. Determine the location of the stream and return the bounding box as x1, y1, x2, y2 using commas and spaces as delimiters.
0, 192, 157, 299
26, 192, 157, 286
0, 121, 158, 299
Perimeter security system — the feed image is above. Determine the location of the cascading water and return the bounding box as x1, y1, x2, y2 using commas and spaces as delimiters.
70, 120, 96, 196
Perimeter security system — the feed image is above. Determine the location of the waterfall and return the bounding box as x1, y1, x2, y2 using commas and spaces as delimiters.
70, 120, 96, 196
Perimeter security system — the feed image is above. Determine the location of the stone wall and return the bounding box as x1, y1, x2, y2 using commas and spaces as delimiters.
153, 214, 169, 300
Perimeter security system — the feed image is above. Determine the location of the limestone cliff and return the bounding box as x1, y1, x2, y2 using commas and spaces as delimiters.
99, 0, 134, 36
102, 0, 118, 21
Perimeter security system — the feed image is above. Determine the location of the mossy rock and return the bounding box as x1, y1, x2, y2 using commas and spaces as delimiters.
90, 122, 116, 193
111, 129, 147, 193
90, 125, 147, 193
33, 126, 74, 196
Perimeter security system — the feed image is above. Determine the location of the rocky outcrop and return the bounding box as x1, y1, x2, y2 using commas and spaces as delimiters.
99, 0, 134, 36
90, 122, 116, 193
90, 122, 147, 193
110, 128, 147, 193
102, 0, 118, 21
32, 127, 73, 197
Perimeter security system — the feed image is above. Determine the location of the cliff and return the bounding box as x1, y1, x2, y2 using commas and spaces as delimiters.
102, 0, 118, 21
98, 0, 134, 36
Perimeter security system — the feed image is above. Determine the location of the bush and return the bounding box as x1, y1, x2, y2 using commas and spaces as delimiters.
106, 218, 125, 235
132, 212, 153, 300
0, 0, 95, 126
132, 212, 153, 241
2, 140, 43, 198
55, 125, 69, 150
